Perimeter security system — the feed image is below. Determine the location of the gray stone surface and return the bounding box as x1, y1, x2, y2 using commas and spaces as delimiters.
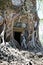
0, 42, 43, 65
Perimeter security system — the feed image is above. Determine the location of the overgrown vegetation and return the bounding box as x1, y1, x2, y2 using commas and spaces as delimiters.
0, 0, 11, 10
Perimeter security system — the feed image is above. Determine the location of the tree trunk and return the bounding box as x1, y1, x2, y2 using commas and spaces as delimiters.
0, 0, 42, 49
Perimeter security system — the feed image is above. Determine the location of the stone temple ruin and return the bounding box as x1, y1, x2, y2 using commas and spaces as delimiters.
0, 0, 41, 49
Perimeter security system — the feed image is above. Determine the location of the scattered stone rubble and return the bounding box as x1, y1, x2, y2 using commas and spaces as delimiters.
0, 42, 43, 65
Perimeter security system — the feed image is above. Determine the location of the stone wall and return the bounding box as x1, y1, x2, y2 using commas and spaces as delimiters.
0, 0, 40, 48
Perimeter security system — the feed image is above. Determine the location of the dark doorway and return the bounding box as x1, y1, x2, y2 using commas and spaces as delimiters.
14, 32, 21, 45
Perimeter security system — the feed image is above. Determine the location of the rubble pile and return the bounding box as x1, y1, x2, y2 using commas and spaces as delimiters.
0, 43, 43, 65
0, 44, 14, 62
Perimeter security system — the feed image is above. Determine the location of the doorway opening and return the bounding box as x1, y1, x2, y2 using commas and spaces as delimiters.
13, 32, 21, 45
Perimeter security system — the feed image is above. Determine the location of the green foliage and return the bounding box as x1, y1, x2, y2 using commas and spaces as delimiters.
0, 0, 11, 10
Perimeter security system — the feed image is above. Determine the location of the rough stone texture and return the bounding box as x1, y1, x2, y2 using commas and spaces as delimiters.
0, 0, 42, 50
0, 1, 43, 65
0, 43, 43, 65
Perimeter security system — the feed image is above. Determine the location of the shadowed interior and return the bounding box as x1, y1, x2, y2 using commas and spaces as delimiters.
14, 32, 21, 45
